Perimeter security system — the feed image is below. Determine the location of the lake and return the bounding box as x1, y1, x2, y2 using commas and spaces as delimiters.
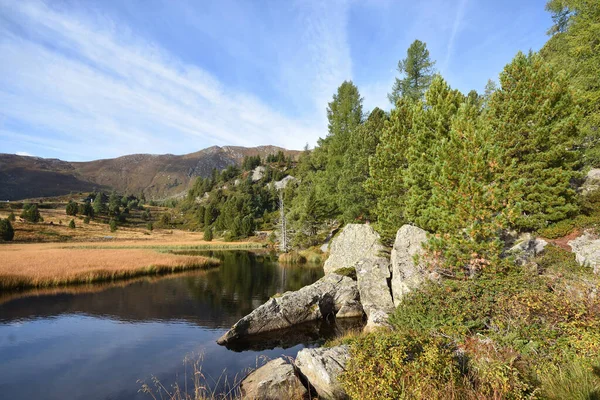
0, 251, 357, 400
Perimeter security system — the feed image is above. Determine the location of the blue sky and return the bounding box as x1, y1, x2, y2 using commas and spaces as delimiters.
0, 0, 552, 161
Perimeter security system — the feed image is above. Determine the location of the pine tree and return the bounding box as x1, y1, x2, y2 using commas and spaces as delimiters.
366, 100, 414, 240
388, 40, 436, 104
403, 76, 464, 232
337, 107, 387, 223
423, 103, 513, 278
69, 219, 76, 229
311, 80, 364, 218
486, 51, 581, 230
542, 0, 600, 166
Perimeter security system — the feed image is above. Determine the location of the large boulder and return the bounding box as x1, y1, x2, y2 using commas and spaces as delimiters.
569, 233, 600, 274
390, 225, 429, 306
581, 169, 600, 194
323, 224, 385, 275
217, 273, 362, 344
355, 257, 394, 330
240, 357, 307, 400
295, 345, 350, 400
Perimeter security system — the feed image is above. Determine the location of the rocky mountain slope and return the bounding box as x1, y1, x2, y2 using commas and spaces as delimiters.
0, 145, 298, 200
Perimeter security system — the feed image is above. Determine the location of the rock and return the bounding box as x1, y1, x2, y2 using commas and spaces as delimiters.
274, 175, 297, 190
569, 232, 600, 274
355, 257, 394, 329
323, 224, 385, 275
295, 345, 350, 400
508, 233, 548, 266
335, 300, 364, 318
240, 357, 307, 400
390, 225, 429, 306
581, 169, 600, 194
252, 166, 265, 182
217, 274, 361, 344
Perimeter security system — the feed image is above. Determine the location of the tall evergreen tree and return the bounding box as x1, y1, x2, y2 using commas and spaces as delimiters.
403, 76, 464, 231
311, 80, 364, 218
487, 51, 581, 230
542, 0, 600, 166
388, 40, 436, 105
337, 107, 387, 223
366, 100, 414, 240
424, 103, 513, 278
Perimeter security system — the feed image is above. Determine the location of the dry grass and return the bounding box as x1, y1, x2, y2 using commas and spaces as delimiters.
0, 242, 220, 290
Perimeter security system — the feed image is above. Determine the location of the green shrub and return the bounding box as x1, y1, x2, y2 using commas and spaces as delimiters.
203, 227, 213, 241
109, 219, 118, 232
68, 219, 75, 229
65, 201, 78, 216
20, 203, 41, 223
0, 219, 15, 241
83, 216, 90, 224
340, 332, 465, 400
147, 222, 153, 231
7, 212, 15, 222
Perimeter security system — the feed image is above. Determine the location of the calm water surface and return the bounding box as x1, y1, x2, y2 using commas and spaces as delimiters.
0, 251, 353, 400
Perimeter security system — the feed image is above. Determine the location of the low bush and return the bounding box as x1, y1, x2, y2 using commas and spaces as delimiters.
0, 219, 15, 241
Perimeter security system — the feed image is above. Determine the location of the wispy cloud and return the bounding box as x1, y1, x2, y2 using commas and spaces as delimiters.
442, 0, 469, 73
0, 0, 351, 160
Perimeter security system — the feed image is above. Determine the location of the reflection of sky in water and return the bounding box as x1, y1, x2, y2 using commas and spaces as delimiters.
0, 252, 323, 400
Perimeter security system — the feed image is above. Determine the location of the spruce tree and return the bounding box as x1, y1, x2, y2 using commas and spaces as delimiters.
487, 52, 581, 230
388, 40, 436, 104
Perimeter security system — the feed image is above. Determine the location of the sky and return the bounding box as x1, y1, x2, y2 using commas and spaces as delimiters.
0, 0, 552, 161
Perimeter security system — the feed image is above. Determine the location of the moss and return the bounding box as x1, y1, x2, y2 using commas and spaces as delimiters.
332, 267, 357, 280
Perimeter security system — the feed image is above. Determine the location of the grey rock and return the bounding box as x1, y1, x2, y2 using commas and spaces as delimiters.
217, 274, 361, 344
252, 166, 266, 182
355, 257, 394, 329
323, 224, 385, 275
508, 233, 548, 266
240, 357, 307, 400
390, 225, 429, 306
581, 169, 600, 194
274, 175, 297, 190
569, 233, 600, 274
295, 345, 350, 400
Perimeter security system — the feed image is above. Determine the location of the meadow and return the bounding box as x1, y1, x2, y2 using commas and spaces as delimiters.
0, 200, 264, 290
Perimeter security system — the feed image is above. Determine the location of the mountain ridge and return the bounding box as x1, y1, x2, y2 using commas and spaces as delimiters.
0, 145, 299, 201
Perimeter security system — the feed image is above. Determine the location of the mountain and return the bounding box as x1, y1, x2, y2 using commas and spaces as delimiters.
0, 145, 299, 201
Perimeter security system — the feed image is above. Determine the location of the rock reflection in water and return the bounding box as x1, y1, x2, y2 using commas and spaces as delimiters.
223, 317, 365, 352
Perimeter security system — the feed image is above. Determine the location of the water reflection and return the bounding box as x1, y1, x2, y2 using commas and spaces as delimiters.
0, 251, 347, 400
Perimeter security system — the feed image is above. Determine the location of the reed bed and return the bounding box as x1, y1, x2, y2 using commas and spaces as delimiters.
0, 244, 220, 290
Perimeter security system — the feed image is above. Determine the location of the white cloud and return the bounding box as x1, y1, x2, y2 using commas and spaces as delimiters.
0, 0, 352, 160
